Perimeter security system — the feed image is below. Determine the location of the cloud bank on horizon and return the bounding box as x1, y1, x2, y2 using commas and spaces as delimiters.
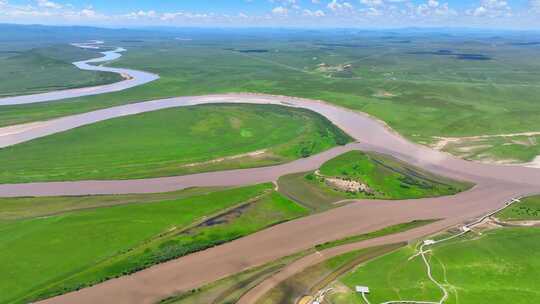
0, 0, 539, 29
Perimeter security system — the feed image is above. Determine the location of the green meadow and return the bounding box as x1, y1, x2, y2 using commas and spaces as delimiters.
316, 151, 471, 199
0, 183, 309, 304
0, 45, 121, 97
0, 103, 350, 183
277, 151, 471, 210
335, 227, 540, 304
2, 33, 540, 161
497, 195, 540, 221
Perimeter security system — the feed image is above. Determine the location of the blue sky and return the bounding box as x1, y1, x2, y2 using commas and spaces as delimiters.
1, 0, 539, 28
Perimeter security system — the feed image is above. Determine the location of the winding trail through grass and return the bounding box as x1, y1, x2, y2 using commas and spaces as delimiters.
362, 196, 525, 304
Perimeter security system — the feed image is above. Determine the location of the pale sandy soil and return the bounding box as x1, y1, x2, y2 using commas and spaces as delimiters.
524, 156, 540, 168
431, 131, 540, 151
182, 150, 268, 168
431, 132, 540, 166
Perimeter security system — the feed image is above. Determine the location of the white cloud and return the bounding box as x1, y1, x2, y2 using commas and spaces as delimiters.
125, 10, 158, 19
160, 12, 181, 21
159, 11, 210, 21
327, 0, 354, 12
360, 0, 383, 7
0, 0, 536, 29
302, 9, 325, 17
466, 0, 511, 17
428, 0, 439, 8
414, 1, 455, 17
80, 8, 97, 18
271, 6, 288, 15
37, 0, 62, 9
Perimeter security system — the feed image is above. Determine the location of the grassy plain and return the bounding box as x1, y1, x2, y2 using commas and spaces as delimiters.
316, 151, 471, 199
2, 32, 540, 161
277, 151, 471, 209
0, 183, 309, 304
0, 45, 121, 97
0, 103, 350, 183
336, 227, 540, 304
0, 187, 223, 220
497, 195, 540, 221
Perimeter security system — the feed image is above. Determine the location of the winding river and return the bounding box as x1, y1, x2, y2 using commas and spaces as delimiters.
0, 42, 159, 106
0, 42, 538, 304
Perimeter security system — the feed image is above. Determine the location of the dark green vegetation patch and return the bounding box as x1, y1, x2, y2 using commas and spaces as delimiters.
497, 195, 540, 221
0, 104, 351, 183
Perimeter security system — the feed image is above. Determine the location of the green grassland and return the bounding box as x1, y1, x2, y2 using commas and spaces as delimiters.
0, 187, 223, 220
316, 151, 471, 199
336, 227, 540, 304
0, 103, 350, 183
0, 183, 309, 304
2, 33, 540, 162
0, 45, 122, 97
277, 151, 471, 209
497, 195, 540, 221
